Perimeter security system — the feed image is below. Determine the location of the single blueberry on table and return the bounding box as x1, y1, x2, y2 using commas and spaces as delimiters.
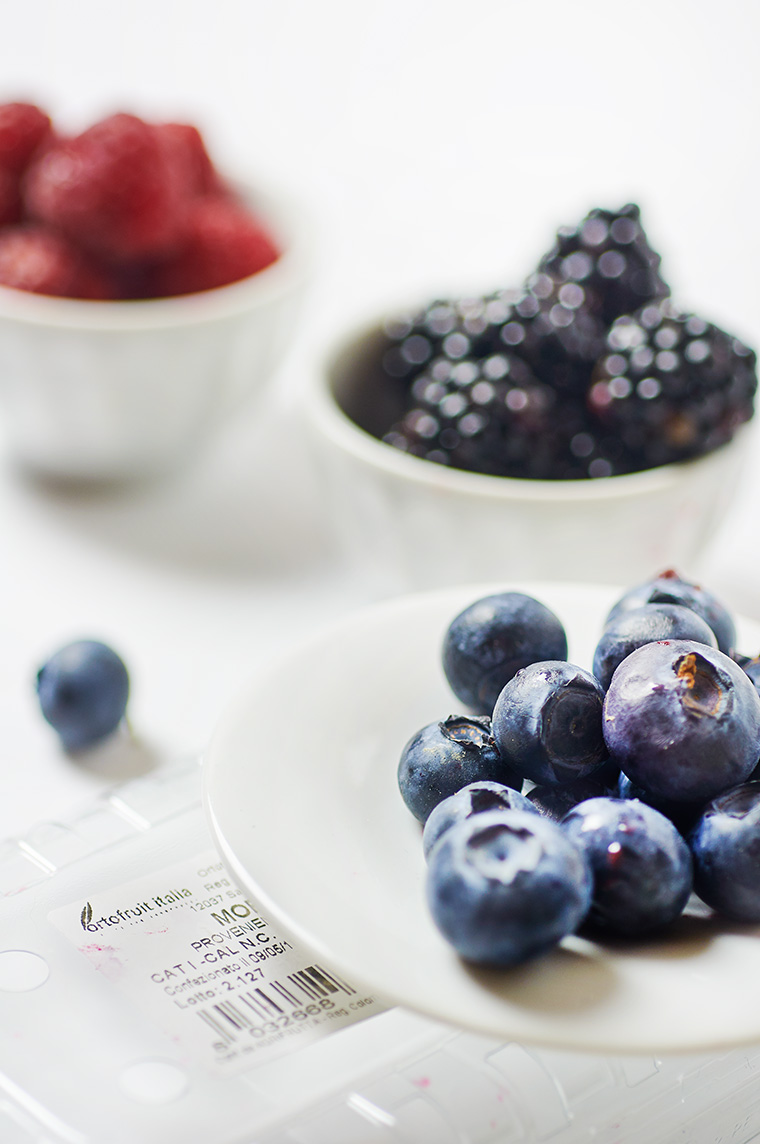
442, 592, 567, 715
492, 661, 607, 785
561, 797, 693, 936
422, 780, 536, 859
604, 570, 736, 656
593, 603, 717, 691
397, 714, 521, 823
36, 639, 130, 751
602, 639, 760, 803
426, 808, 592, 966
688, 782, 760, 921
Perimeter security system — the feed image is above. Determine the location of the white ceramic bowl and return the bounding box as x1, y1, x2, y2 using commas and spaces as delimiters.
304, 321, 751, 590
0, 182, 312, 482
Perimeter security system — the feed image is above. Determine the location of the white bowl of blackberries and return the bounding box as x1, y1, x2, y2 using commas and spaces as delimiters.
308, 204, 756, 588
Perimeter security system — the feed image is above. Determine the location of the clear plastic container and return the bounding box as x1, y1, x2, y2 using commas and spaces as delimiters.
1, 757, 759, 1144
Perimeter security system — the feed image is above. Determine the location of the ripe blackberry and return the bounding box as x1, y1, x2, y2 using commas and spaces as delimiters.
587, 300, 757, 470
376, 295, 503, 384
377, 274, 605, 399
491, 272, 605, 395
383, 351, 554, 477
382, 350, 633, 479
373, 204, 755, 480
539, 204, 669, 326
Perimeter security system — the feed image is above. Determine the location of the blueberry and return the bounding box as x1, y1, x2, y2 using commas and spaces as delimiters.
397, 714, 521, 823
603, 640, 760, 802
616, 771, 704, 837
742, 656, 760, 696
527, 770, 616, 822
561, 797, 693, 936
492, 660, 606, 785
604, 570, 736, 656
688, 783, 760, 921
422, 780, 536, 859
442, 592, 568, 715
36, 639, 130, 751
593, 603, 717, 691
426, 809, 592, 966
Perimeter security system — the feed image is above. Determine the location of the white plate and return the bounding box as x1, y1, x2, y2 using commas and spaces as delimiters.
203, 582, 760, 1055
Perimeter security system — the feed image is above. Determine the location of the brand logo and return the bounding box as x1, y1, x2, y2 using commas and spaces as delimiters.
78, 888, 192, 932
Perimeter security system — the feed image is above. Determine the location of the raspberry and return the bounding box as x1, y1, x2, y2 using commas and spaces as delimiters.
0, 165, 22, 226
0, 225, 117, 299
154, 121, 222, 197
539, 204, 669, 326
146, 195, 279, 297
587, 300, 757, 469
0, 102, 51, 173
24, 112, 189, 262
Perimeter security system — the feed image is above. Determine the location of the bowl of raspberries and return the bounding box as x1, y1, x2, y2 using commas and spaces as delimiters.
0, 101, 311, 480
307, 203, 756, 588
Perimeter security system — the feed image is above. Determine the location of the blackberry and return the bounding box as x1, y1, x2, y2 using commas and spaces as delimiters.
372, 204, 755, 480
383, 351, 555, 477
491, 272, 606, 395
382, 350, 632, 480
376, 296, 498, 384
378, 274, 605, 400
587, 300, 757, 470
539, 204, 669, 326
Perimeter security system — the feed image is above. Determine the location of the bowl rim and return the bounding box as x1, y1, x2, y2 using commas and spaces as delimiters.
0, 176, 315, 331
306, 318, 752, 504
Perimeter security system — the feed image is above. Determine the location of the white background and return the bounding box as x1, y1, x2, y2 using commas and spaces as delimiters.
0, 0, 758, 838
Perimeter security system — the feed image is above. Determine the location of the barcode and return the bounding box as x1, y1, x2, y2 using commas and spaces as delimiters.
198, 963, 356, 1045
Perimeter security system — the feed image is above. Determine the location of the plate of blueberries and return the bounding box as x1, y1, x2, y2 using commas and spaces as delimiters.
204, 570, 760, 1055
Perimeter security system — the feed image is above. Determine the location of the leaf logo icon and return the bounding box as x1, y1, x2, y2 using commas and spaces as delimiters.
80, 903, 93, 928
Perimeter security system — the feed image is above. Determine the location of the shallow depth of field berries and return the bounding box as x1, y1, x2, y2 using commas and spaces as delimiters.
402, 571, 760, 969
375, 204, 756, 480
0, 101, 280, 300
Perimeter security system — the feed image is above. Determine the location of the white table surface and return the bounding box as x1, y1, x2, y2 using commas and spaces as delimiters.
0, 0, 758, 842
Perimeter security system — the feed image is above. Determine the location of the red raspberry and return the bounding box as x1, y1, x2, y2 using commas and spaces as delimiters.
0, 102, 52, 173
24, 112, 189, 262
147, 195, 279, 297
0, 225, 117, 299
154, 122, 223, 197
0, 165, 22, 226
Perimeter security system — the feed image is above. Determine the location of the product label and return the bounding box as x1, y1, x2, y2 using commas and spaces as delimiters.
49, 850, 386, 1073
